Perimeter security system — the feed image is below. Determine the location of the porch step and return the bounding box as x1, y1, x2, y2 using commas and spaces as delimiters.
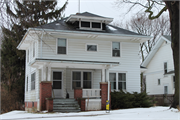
53, 99, 81, 112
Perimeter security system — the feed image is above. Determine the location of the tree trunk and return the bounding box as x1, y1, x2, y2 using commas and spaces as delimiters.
165, 1, 179, 108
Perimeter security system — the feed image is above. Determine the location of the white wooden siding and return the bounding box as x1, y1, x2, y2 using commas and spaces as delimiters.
144, 41, 174, 95
25, 34, 141, 100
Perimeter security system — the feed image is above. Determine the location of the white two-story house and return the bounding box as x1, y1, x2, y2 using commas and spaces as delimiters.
141, 35, 175, 95
17, 12, 150, 112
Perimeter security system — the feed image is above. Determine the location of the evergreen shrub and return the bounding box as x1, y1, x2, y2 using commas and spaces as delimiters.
111, 90, 153, 109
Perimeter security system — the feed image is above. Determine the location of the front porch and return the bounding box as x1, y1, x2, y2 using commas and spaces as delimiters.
31, 58, 118, 112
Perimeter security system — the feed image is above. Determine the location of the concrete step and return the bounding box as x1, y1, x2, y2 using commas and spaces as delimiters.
53, 99, 76, 102
53, 109, 81, 112
53, 106, 80, 110
53, 104, 80, 107
53, 98, 81, 112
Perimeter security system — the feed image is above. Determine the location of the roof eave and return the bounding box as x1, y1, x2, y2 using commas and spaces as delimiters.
66, 15, 113, 24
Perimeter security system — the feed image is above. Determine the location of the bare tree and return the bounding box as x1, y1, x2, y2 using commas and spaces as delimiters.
115, 0, 179, 108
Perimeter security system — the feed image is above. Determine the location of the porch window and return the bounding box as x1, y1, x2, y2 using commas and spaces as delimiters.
164, 62, 167, 74
118, 73, 126, 90
57, 38, 66, 54
110, 73, 116, 90
112, 42, 120, 57
83, 72, 91, 89
72, 71, 92, 89
31, 72, 36, 90
53, 72, 62, 89
72, 72, 81, 89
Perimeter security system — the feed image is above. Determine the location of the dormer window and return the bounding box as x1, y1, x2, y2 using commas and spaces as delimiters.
92, 22, 101, 28
81, 21, 90, 27
79, 21, 102, 31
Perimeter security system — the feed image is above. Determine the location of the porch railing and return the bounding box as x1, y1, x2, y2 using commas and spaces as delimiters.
82, 89, 101, 98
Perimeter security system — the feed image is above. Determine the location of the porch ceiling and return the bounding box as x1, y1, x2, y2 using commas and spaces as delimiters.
29, 58, 119, 69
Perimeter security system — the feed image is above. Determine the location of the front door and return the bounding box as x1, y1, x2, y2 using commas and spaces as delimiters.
52, 71, 63, 98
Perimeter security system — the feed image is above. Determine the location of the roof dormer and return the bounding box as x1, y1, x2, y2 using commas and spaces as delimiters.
66, 12, 113, 31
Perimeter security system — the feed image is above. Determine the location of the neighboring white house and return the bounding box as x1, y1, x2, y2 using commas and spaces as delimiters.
17, 12, 150, 112
141, 35, 175, 95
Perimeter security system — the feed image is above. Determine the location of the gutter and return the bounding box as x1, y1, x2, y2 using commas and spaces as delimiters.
28, 28, 151, 40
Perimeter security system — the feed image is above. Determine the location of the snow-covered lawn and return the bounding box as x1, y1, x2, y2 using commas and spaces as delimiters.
0, 106, 179, 120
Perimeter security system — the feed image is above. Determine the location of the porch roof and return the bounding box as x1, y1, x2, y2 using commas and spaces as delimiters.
30, 58, 120, 69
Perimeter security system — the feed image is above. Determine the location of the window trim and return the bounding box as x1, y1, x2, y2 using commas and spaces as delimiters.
85, 43, 98, 52
56, 38, 68, 55
111, 41, 122, 57
31, 72, 36, 90
71, 70, 93, 90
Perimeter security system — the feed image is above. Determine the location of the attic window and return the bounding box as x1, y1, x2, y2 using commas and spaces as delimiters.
81, 21, 90, 27
92, 22, 101, 28
80, 21, 102, 31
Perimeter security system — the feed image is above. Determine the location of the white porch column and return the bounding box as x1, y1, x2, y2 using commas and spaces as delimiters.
106, 69, 109, 82
102, 68, 105, 82
47, 64, 51, 81
42, 65, 47, 81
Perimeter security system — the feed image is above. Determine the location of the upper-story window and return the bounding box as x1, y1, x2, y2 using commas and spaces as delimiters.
112, 42, 120, 57
87, 44, 97, 51
57, 38, 66, 54
164, 62, 167, 74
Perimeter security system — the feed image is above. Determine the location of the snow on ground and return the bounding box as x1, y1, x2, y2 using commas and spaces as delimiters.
0, 106, 179, 120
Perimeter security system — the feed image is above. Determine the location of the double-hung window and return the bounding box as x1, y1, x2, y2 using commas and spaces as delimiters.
118, 73, 126, 90
31, 72, 36, 90
83, 72, 91, 89
72, 71, 92, 89
57, 38, 66, 54
72, 72, 81, 89
112, 42, 120, 57
110, 72, 126, 90
110, 73, 116, 90
52, 72, 62, 89
158, 79, 161, 85
164, 62, 167, 74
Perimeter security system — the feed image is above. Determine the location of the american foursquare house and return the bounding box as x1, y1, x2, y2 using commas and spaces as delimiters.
17, 12, 150, 112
